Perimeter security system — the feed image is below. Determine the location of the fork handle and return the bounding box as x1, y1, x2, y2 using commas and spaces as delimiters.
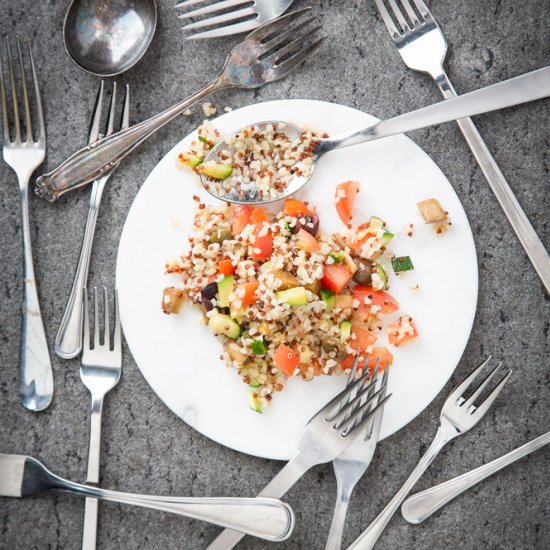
325, 481, 352, 550
54, 176, 110, 359
18, 184, 53, 411
348, 418, 458, 550
82, 394, 105, 550
435, 71, 550, 295
401, 429, 550, 524
206, 452, 312, 550
34, 79, 225, 202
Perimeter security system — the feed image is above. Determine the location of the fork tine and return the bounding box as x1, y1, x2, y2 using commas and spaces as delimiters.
410, 0, 430, 18
105, 82, 117, 137
335, 385, 386, 430
113, 288, 122, 356
266, 25, 323, 65
446, 355, 492, 403
387, 0, 410, 32
6, 38, 21, 143
462, 361, 502, 409
103, 287, 110, 350
271, 36, 326, 76
93, 287, 100, 348
178, 0, 250, 21
471, 370, 512, 419
320, 368, 371, 421
187, 19, 259, 39
374, 0, 400, 36
26, 40, 44, 145
89, 81, 105, 144
0, 45, 9, 143
399, 0, 421, 25
83, 287, 90, 351
182, 7, 256, 32
120, 84, 130, 130
15, 37, 32, 142
258, 14, 317, 54
345, 353, 362, 387
343, 392, 392, 437
246, 7, 311, 42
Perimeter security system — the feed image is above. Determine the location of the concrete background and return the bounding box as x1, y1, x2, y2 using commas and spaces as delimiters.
0, 0, 549, 548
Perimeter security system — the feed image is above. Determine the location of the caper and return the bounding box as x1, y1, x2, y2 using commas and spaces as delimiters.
209, 227, 232, 243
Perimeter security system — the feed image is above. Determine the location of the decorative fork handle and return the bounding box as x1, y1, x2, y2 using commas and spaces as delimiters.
401, 429, 550, 524
435, 71, 550, 295
18, 184, 53, 411
54, 176, 110, 359
206, 452, 312, 550
35, 79, 225, 202
348, 418, 458, 550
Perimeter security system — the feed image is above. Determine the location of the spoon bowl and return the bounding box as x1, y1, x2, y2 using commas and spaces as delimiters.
63, 0, 157, 77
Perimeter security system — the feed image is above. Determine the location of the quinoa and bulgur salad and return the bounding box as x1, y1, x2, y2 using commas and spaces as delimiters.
163, 176, 420, 412
176, 121, 320, 202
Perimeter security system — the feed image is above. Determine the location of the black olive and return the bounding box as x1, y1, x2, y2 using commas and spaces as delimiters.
201, 282, 218, 311
353, 258, 373, 285
294, 214, 319, 236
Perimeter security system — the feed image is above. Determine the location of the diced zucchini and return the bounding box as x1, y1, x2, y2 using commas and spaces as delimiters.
319, 288, 335, 310
339, 320, 352, 341
392, 256, 414, 273
230, 306, 245, 320
208, 313, 241, 339
179, 152, 203, 168
248, 379, 262, 388
329, 252, 343, 263
217, 275, 234, 308
198, 135, 214, 148
371, 263, 388, 290
251, 340, 267, 355
209, 227, 232, 243
246, 391, 262, 413
369, 216, 385, 233
298, 345, 314, 364
276, 287, 308, 307
199, 160, 233, 180
381, 231, 394, 246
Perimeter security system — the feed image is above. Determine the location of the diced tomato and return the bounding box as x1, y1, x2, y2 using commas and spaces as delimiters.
232, 205, 253, 235
387, 316, 419, 347
251, 207, 269, 224
367, 347, 393, 371
321, 264, 353, 294
251, 232, 273, 260
340, 353, 364, 372
351, 325, 377, 352
296, 228, 320, 252
237, 282, 259, 306
335, 181, 360, 226
284, 199, 311, 217
352, 286, 399, 314
274, 343, 299, 376
218, 259, 236, 276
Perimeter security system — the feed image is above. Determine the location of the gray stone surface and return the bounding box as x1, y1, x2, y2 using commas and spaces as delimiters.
1, 0, 549, 548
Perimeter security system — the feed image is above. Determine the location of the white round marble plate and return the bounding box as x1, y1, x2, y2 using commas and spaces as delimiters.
116, 99, 478, 461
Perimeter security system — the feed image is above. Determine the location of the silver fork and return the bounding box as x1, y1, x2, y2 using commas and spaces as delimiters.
55, 82, 129, 359
0, 37, 53, 411
374, 0, 550, 295
325, 363, 389, 550
176, 0, 295, 39
348, 356, 512, 550
207, 358, 392, 550
35, 8, 325, 201
80, 287, 122, 550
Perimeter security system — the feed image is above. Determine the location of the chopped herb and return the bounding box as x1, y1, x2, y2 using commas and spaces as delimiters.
198, 135, 213, 148
392, 256, 414, 273
329, 252, 343, 263
251, 340, 267, 355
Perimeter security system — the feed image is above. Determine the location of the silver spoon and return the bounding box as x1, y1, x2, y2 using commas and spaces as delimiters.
201, 66, 550, 204
63, 0, 157, 77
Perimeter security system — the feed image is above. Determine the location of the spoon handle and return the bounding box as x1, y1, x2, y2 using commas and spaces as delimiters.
35, 79, 225, 202
323, 66, 550, 150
